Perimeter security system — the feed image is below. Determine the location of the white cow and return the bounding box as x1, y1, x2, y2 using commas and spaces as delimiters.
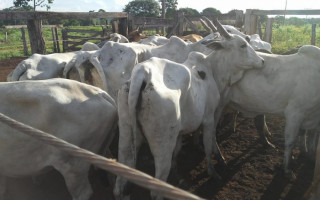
0, 78, 117, 200
199, 20, 320, 175
221, 46, 320, 175
97, 33, 130, 48
7, 52, 75, 81
201, 18, 272, 52
223, 25, 272, 52
63, 35, 217, 99
114, 20, 264, 200
248, 34, 272, 53
138, 34, 169, 46
7, 42, 99, 82
81, 42, 100, 51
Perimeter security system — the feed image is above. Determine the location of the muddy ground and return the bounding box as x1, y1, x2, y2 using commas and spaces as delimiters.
0, 57, 315, 200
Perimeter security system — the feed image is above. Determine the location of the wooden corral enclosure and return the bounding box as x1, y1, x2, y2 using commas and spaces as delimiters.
61, 26, 108, 52
244, 9, 320, 43
0, 9, 319, 53
4, 24, 63, 54
0, 11, 128, 54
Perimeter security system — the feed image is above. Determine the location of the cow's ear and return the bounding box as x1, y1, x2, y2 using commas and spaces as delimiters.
205, 41, 225, 51
229, 70, 244, 86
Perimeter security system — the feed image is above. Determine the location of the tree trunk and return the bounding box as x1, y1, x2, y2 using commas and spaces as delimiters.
27, 19, 46, 54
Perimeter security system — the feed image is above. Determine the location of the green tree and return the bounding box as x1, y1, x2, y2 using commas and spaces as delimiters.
124, 0, 160, 17
178, 7, 200, 16
201, 7, 221, 15
13, 0, 54, 11
161, 0, 178, 19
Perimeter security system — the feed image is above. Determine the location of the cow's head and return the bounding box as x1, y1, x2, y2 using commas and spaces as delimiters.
128, 23, 147, 42
202, 18, 264, 86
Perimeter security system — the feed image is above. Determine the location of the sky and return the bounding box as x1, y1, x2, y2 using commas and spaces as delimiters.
0, 0, 320, 14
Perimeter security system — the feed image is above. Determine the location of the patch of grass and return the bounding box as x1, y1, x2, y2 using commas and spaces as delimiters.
271, 25, 320, 53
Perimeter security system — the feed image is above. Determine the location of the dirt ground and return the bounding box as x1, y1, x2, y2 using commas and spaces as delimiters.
0, 57, 315, 200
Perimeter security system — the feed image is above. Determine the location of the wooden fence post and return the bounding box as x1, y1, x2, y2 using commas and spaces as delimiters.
244, 9, 252, 34
51, 27, 57, 53
311, 24, 316, 45
21, 27, 28, 55
62, 28, 68, 52
127, 14, 134, 33
54, 27, 60, 53
112, 19, 119, 33
235, 10, 244, 28
264, 18, 274, 43
118, 17, 128, 36
177, 11, 184, 36
244, 9, 258, 35
27, 19, 46, 54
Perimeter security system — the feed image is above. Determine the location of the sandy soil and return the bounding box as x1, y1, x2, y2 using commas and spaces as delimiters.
0, 57, 315, 200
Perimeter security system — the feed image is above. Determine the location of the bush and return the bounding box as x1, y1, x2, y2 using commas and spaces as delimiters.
271, 24, 320, 54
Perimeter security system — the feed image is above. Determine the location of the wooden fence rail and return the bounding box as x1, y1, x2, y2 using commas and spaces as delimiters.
0, 11, 128, 54
244, 9, 320, 44
1, 9, 319, 54
61, 27, 109, 51
4, 24, 63, 54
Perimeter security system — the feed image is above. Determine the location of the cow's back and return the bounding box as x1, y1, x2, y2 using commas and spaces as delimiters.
0, 78, 117, 176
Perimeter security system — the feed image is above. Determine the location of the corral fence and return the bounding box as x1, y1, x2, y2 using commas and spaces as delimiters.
244, 9, 320, 44
0, 11, 128, 54
61, 26, 109, 51
4, 24, 63, 55
0, 9, 319, 54
61, 18, 134, 51
127, 10, 244, 38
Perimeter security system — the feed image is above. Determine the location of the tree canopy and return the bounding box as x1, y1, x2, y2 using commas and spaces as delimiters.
201, 7, 221, 15
13, 0, 54, 11
162, 0, 178, 19
178, 7, 200, 16
124, 0, 160, 17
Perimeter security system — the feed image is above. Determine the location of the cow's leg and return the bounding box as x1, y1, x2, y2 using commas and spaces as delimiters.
304, 130, 320, 160
114, 127, 143, 200
203, 122, 222, 179
233, 110, 239, 133
114, 84, 144, 200
254, 114, 276, 148
0, 176, 7, 200
172, 135, 183, 172
55, 161, 93, 200
283, 112, 303, 176
170, 135, 184, 184
147, 131, 178, 200
212, 106, 227, 167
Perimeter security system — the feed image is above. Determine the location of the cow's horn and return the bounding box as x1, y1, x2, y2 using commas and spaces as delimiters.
212, 18, 231, 39
202, 16, 217, 32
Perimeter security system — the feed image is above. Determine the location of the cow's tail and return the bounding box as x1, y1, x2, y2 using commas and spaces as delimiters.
63, 55, 78, 78
90, 52, 108, 92
7, 61, 27, 81
128, 66, 148, 163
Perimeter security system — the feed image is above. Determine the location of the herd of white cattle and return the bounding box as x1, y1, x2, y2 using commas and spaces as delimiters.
1, 17, 320, 200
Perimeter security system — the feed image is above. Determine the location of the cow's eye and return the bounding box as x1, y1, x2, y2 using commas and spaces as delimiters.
241, 43, 247, 48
